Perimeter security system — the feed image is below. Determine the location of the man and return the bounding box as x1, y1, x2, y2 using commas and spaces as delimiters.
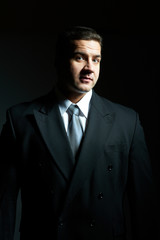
0, 26, 157, 240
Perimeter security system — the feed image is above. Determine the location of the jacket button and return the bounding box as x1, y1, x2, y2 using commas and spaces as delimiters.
58, 220, 64, 227
98, 192, 104, 199
50, 189, 54, 195
39, 162, 43, 167
39, 161, 44, 167
90, 220, 95, 227
108, 164, 113, 171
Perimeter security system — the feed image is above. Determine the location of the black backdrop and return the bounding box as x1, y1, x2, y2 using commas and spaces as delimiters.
0, 2, 159, 239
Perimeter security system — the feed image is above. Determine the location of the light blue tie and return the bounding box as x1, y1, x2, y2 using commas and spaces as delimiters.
67, 104, 83, 157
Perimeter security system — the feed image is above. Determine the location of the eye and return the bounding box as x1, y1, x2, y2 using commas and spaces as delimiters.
75, 55, 84, 61
93, 58, 101, 63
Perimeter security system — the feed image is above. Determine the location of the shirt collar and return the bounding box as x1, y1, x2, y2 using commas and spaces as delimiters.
76, 90, 92, 118
58, 90, 92, 118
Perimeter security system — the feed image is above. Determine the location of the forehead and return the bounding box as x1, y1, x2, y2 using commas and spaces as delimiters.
72, 40, 101, 55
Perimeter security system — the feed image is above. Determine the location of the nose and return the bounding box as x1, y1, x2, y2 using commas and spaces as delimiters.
83, 59, 94, 72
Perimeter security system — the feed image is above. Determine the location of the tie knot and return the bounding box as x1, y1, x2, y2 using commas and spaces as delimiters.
68, 104, 80, 116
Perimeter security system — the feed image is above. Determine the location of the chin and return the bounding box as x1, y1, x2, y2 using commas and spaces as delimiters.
76, 83, 93, 93
75, 87, 91, 94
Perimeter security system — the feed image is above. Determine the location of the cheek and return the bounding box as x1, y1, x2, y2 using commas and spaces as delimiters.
70, 64, 82, 78
95, 66, 100, 79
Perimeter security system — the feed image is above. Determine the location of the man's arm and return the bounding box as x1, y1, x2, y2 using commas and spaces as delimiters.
0, 110, 20, 240
127, 113, 158, 239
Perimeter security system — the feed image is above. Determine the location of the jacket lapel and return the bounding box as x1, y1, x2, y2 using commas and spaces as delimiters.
33, 102, 74, 181
60, 92, 115, 215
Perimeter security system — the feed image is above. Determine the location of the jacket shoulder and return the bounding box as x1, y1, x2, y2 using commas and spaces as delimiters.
93, 92, 137, 117
7, 91, 54, 117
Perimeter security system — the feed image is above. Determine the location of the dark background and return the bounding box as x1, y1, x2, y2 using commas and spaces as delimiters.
0, 1, 159, 239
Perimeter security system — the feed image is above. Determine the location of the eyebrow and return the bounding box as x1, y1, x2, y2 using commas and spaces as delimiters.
73, 51, 101, 58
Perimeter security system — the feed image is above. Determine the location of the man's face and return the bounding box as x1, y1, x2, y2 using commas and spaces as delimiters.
66, 40, 101, 94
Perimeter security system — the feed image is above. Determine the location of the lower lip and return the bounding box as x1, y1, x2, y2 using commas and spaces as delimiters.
80, 78, 92, 84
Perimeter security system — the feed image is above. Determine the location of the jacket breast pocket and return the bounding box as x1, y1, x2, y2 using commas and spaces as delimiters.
104, 143, 127, 153
104, 143, 129, 162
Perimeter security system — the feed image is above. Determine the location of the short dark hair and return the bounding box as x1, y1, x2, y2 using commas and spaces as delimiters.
54, 26, 103, 71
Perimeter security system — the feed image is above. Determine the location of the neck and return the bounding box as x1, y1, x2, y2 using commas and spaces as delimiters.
57, 85, 87, 103
66, 92, 86, 103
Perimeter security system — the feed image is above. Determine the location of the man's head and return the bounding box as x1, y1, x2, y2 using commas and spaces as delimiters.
54, 26, 103, 100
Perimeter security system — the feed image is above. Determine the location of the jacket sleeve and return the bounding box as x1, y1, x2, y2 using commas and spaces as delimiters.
127, 112, 158, 239
0, 110, 20, 240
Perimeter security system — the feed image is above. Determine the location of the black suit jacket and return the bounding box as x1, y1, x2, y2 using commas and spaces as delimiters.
0, 90, 157, 240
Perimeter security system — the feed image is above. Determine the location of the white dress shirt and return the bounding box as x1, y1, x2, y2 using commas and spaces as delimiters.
58, 90, 92, 133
